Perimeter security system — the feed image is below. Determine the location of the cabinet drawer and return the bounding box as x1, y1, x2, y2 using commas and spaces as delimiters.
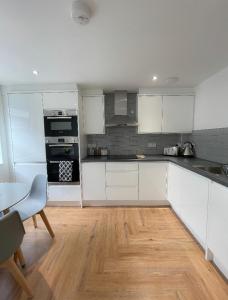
106, 171, 138, 186
106, 162, 138, 172
106, 186, 138, 200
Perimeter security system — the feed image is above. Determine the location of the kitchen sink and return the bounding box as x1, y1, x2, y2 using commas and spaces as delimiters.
197, 166, 224, 174
193, 164, 228, 176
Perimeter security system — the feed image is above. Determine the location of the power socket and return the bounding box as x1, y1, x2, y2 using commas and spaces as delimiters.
148, 142, 157, 148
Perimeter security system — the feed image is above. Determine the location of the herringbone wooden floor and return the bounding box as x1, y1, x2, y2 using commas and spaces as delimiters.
1, 207, 228, 300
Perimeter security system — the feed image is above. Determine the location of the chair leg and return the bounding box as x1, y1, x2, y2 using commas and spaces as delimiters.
1, 258, 33, 297
39, 210, 55, 238
15, 247, 26, 268
32, 215, 38, 228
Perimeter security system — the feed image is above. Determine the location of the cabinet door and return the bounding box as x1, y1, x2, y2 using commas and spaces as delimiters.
167, 163, 182, 216
82, 163, 106, 200
207, 182, 228, 278
180, 168, 209, 248
43, 92, 78, 110
138, 95, 162, 133
106, 186, 138, 200
162, 96, 194, 133
9, 93, 46, 163
14, 163, 47, 188
83, 96, 105, 134
139, 163, 167, 201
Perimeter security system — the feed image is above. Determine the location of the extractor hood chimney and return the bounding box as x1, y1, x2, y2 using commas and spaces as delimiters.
114, 91, 128, 115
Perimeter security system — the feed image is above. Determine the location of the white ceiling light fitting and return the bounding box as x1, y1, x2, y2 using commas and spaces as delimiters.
32, 70, 38, 76
72, 0, 91, 25
152, 75, 158, 81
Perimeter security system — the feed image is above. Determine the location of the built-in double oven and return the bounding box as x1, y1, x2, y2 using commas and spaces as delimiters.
44, 110, 80, 183
44, 109, 78, 137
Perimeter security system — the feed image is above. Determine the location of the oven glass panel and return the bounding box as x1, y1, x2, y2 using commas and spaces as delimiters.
49, 146, 75, 158
50, 121, 72, 131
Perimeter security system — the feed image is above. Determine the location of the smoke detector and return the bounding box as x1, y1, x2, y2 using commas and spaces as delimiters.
72, 0, 91, 25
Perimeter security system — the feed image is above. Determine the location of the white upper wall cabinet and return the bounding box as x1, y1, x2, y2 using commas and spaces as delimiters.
9, 93, 46, 163
162, 96, 194, 133
43, 92, 78, 110
83, 96, 105, 134
138, 95, 162, 133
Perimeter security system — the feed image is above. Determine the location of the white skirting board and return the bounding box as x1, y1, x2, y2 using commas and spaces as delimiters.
82, 200, 170, 207
47, 200, 81, 207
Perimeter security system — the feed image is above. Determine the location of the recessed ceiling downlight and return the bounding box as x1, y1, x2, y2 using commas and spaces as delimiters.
152, 75, 158, 81
72, 0, 91, 25
32, 70, 38, 76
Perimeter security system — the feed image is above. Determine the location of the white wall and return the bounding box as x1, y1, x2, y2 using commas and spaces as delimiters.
0, 91, 9, 181
194, 65, 228, 130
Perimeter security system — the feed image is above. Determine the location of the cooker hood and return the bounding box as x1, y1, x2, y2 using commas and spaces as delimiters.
105, 91, 138, 127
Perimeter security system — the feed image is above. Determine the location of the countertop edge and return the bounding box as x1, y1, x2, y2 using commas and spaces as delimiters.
81, 156, 228, 188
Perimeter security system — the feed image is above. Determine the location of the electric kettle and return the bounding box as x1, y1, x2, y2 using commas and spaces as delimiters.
182, 142, 194, 157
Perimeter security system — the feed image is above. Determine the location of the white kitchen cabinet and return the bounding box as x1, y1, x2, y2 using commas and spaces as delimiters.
105, 162, 138, 200
162, 96, 194, 133
138, 95, 162, 133
106, 171, 138, 187
14, 163, 47, 187
179, 167, 209, 248
43, 92, 78, 110
9, 93, 46, 163
83, 96, 105, 134
168, 163, 183, 216
168, 163, 209, 248
207, 182, 228, 278
82, 162, 106, 200
139, 162, 167, 201
106, 186, 138, 200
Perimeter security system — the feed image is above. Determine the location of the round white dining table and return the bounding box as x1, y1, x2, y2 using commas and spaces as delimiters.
0, 182, 30, 214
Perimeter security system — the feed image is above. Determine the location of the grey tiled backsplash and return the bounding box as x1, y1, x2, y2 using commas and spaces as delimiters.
87, 127, 181, 155
183, 128, 228, 164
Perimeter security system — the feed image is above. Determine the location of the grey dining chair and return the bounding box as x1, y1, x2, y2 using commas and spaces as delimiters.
12, 175, 55, 238
0, 211, 33, 297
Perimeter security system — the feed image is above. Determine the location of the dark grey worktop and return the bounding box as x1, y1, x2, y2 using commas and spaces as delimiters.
82, 155, 228, 188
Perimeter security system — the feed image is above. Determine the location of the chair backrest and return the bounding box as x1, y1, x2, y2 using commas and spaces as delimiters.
29, 175, 48, 206
0, 211, 25, 263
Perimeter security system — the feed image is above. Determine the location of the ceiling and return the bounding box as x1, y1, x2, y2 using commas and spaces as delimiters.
1, 0, 228, 89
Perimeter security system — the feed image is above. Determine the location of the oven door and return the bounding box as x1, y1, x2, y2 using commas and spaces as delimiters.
47, 160, 80, 182
46, 143, 78, 161
44, 116, 78, 137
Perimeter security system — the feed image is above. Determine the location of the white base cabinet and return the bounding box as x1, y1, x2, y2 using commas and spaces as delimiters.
207, 182, 228, 278
82, 162, 106, 200
106, 162, 138, 200
168, 163, 209, 248
82, 162, 168, 202
139, 162, 167, 201
14, 163, 47, 187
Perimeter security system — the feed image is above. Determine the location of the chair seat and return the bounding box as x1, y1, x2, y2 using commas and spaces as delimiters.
11, 198, 45, 222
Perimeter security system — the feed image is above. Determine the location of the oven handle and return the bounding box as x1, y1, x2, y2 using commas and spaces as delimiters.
46, 116, 72, 119
49, 160, 74, 163
48, 144, 73, 147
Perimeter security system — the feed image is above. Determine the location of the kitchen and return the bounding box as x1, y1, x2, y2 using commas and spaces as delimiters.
1, 0, 228, 299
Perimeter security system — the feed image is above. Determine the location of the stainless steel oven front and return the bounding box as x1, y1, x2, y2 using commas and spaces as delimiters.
44, 110, 78, 137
